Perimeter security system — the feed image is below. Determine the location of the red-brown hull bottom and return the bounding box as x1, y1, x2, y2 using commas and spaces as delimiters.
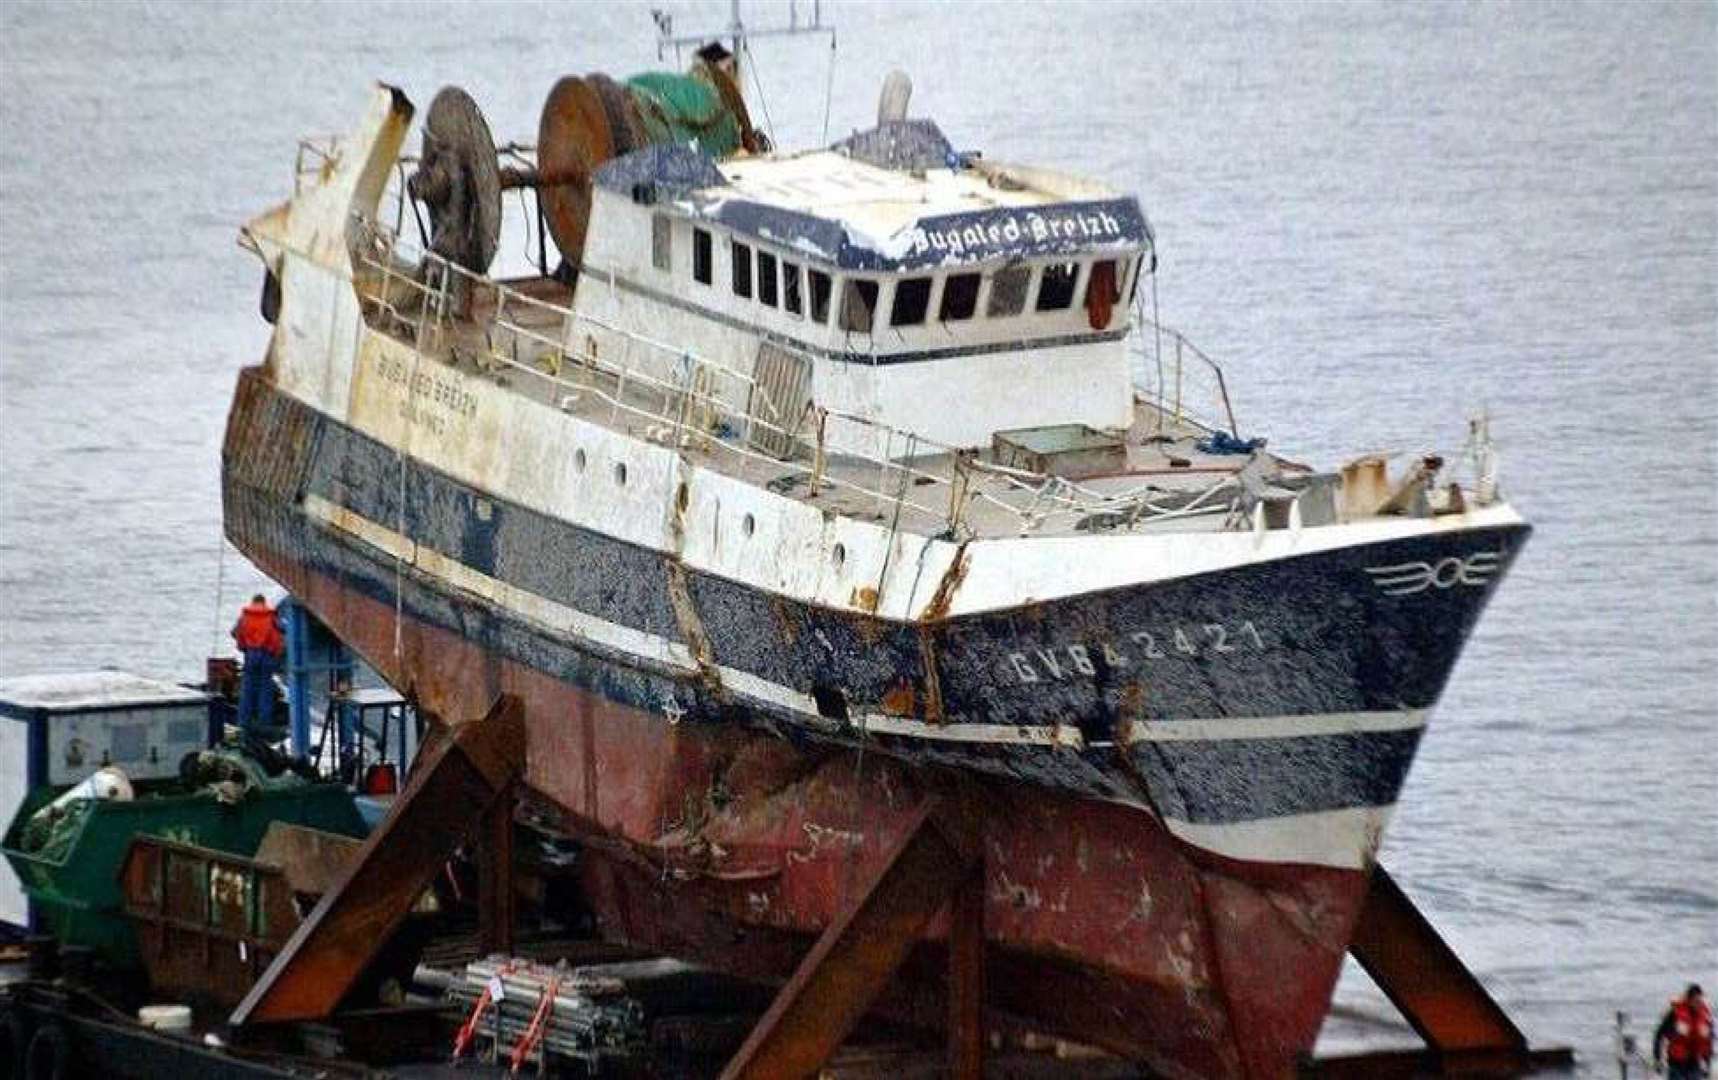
247, 535, 1369, 1078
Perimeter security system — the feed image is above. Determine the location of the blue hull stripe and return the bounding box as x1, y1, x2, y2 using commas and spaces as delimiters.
298, 401, 1527, 730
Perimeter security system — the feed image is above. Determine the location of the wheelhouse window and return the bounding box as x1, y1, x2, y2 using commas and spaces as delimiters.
693, 228, 713, 285
1083, 259, 1121, 329
987, 265, 1030, 317
731, 241, 753, 299
782, 260, 804, 316
839, 278, 880, 332
651, 214, 672, 271
758, 251, 779, 307
809, 269, 833, 324
890, 277, 932, 327
1126, 254, 1145, 306
1036, 262, 1079, 311
939, 272, 980, 321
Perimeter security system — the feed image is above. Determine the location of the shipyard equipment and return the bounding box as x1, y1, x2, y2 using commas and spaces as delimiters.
0, 673, 216, 930
1, 746, 366, 968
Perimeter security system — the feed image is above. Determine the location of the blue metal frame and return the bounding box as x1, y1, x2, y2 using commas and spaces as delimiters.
277, 597, 355, 760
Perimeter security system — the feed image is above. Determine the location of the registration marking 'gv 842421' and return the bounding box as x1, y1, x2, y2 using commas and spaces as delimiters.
1006, 621, 1268, 684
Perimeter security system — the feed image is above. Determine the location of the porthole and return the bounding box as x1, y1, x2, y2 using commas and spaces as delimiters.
574, 448, 587, 472
742, 512, 756, 537
832, 542, 846, 567
614, 462, 628, 487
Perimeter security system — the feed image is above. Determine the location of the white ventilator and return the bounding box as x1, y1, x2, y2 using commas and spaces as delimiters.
878, 70, 912, 123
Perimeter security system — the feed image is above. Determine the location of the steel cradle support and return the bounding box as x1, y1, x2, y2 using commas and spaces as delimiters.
1309, 863, 1575, 1078
230, 694, 526, 1027
719, 798, 985, 1080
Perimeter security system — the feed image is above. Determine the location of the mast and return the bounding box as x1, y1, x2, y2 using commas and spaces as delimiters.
653, 0, 835, 85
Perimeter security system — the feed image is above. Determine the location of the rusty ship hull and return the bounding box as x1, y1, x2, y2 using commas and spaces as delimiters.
223, 365, 1520, 1077
219, 83, 1534, 1077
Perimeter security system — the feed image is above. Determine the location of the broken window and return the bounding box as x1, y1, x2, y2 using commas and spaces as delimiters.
987, 265, 1030, 317
939, 272, 980, 321
652, 214, 672, 271
693, 228, 712, 285
839, 278, 879, 332
1036, 262, 1079, 311
809, 269, 833, 324
731, 241, 753, 299
782, 260, 803, 315
890, 277, 932, 326
758, 250, 779, 307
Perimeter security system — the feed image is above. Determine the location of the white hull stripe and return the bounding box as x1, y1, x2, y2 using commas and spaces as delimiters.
1161, 804, 1396, 871
1123, 711, 1426, 743
311, 494, 1399, 870
306, 495, 1424, 756
857, 715, 1086, 747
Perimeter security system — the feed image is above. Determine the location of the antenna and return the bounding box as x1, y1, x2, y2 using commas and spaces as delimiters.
652, 1, 835, 71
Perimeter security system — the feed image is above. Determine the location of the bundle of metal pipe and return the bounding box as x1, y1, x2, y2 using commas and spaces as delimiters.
444, 956, 647, 1068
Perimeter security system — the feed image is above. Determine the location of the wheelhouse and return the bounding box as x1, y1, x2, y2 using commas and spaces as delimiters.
573, 121, 1155, 455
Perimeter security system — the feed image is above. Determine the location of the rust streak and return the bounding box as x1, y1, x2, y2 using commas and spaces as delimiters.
917, 627, 946, 723
666, 561, 721, 694
879, 679, 916, 718
920, 540, 971, 623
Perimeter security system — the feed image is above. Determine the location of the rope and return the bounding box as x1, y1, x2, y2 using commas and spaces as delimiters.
508, 973, 562, 1074
394, 275, 428, 663
742, 39, 777, 148
873, 433, 916, 598
208, 516, 229, 658
821, 31, 838, 145
1150, 273, 1165, 433
514, 187, 536, 268
451, 959, 521, 1061
451, 986, 494, 1059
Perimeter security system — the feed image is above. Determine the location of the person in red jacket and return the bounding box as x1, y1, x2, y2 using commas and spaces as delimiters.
231, 594, 285, 731
1656, 984, 1712, 1079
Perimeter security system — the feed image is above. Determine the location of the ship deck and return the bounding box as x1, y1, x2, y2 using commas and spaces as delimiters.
356, 266, 1297, 544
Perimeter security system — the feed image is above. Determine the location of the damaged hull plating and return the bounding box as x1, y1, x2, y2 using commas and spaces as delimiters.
221, 84, 1532, 1078
223, 367, 1517, 1077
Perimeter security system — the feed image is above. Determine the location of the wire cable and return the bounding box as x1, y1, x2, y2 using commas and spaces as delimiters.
742, 39, 777, 148
821, 31, 838, 145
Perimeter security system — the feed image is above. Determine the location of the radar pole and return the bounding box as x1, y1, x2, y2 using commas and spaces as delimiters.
651, 1, 835, 85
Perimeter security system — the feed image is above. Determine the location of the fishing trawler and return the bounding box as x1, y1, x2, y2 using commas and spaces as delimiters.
222, 48, 1529, 1078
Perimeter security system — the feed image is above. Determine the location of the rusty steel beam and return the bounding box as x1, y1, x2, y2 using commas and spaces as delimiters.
230, 695, 526, 1027
719, 801, 980, 1080
946, 865, 985, 1080
478, 779, 517, 956
1344, 864, 1571, 1076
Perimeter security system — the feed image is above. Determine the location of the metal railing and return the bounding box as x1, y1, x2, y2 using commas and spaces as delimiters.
1133, 308, 1241, 438
344, 216, 1247, 537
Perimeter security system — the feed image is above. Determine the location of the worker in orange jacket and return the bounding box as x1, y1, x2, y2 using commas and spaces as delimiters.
231, 593, 286, 731
1656, 984, 1713, 1079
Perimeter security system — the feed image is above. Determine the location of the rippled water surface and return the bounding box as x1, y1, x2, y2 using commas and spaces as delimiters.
2, 2, 1712, 1072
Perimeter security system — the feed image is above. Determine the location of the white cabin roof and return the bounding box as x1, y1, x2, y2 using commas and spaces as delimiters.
717, 150, 1086, 245
595, 121, 1150, 272
0, 671, 208, 714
